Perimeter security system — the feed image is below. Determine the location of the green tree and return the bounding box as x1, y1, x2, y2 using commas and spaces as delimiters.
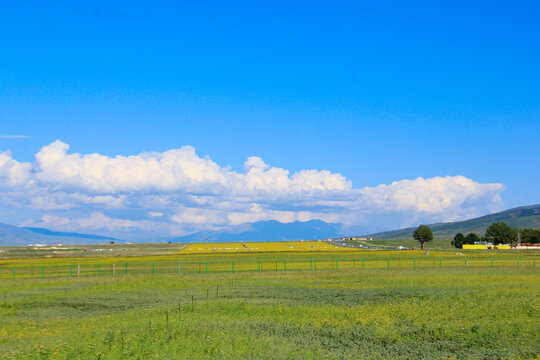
520, 228, 540, 244
485, 221, 516, 244
453, 232, 465, 248
464, 233, 480, 244
413, 225, 433, 250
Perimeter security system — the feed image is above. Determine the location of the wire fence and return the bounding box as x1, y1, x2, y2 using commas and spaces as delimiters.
0, 255, 538, 280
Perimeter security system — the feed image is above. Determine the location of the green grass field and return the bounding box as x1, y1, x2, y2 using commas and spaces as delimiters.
0, 246, 539, 359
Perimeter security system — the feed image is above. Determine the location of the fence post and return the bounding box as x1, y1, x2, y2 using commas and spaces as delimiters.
42, 265, 45, 279
258, 260, 261, 272
232, 261, 234, 273
387, 257, 390, 269
98, 263, 100, 276
336, 258, 338, 271
310, 258, 313, 271
413, 257, 416, 270
465, 257, 468, 267
439, 257, 442, 268
179, 262, 181, 274
362, 258, 364, 269
152, 263, 155, 274
70, 264, 73, 277
206, 262, 208, 273
284, 259, 287, 272
77, 264, 80, 277
113, 264, 115, 276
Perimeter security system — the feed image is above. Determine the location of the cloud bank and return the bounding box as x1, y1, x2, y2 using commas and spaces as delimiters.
1, 140, 505, 238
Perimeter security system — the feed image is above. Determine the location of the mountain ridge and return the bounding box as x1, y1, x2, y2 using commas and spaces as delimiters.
23, 227, 119, 241
170, 219, 343, 243
0, 224, 124, 246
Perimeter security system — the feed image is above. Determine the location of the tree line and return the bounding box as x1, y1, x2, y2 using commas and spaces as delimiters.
452, 221, 540, 248
411, 222, 540, 249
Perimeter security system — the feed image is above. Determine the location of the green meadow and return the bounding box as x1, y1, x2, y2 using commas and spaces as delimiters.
0, 248, 539, 359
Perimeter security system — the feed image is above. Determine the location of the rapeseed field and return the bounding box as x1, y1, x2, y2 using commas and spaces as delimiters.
178, 241, 350, 253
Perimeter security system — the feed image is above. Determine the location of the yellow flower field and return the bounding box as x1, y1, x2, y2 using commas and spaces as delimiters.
178, 241, 353, 254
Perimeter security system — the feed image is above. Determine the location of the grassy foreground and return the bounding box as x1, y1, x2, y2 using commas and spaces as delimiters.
1, 266, 538, 359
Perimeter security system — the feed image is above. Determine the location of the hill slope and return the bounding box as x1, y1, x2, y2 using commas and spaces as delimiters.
370, 204, 540, 239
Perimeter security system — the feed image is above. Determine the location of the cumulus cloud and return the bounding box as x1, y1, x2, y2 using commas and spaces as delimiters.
34, 141, 228, 194
357, 176, 504, 215
0, 151, 32, 188
32, 141, 351, 199
0, 140, 506, 238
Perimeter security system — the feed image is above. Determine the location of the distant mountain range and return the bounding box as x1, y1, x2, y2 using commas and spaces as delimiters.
23, 227, 121, 241
170, 219, 343, 243
0, 223, 121, 247
1, 204, 539, 246
0, 219, 343, 246
369, 204, 540, 239
171, 205, 540, 242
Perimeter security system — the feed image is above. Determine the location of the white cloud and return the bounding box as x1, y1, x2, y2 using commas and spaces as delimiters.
34, 141, 231, 194
31, 141, 352, 200
0, 140, 506, 237
0, 151, 32, 188
0, 135, 31, 139
357, 175, 504, 215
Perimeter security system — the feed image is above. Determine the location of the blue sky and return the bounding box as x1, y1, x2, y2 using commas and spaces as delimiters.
0, 1, 539, 238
